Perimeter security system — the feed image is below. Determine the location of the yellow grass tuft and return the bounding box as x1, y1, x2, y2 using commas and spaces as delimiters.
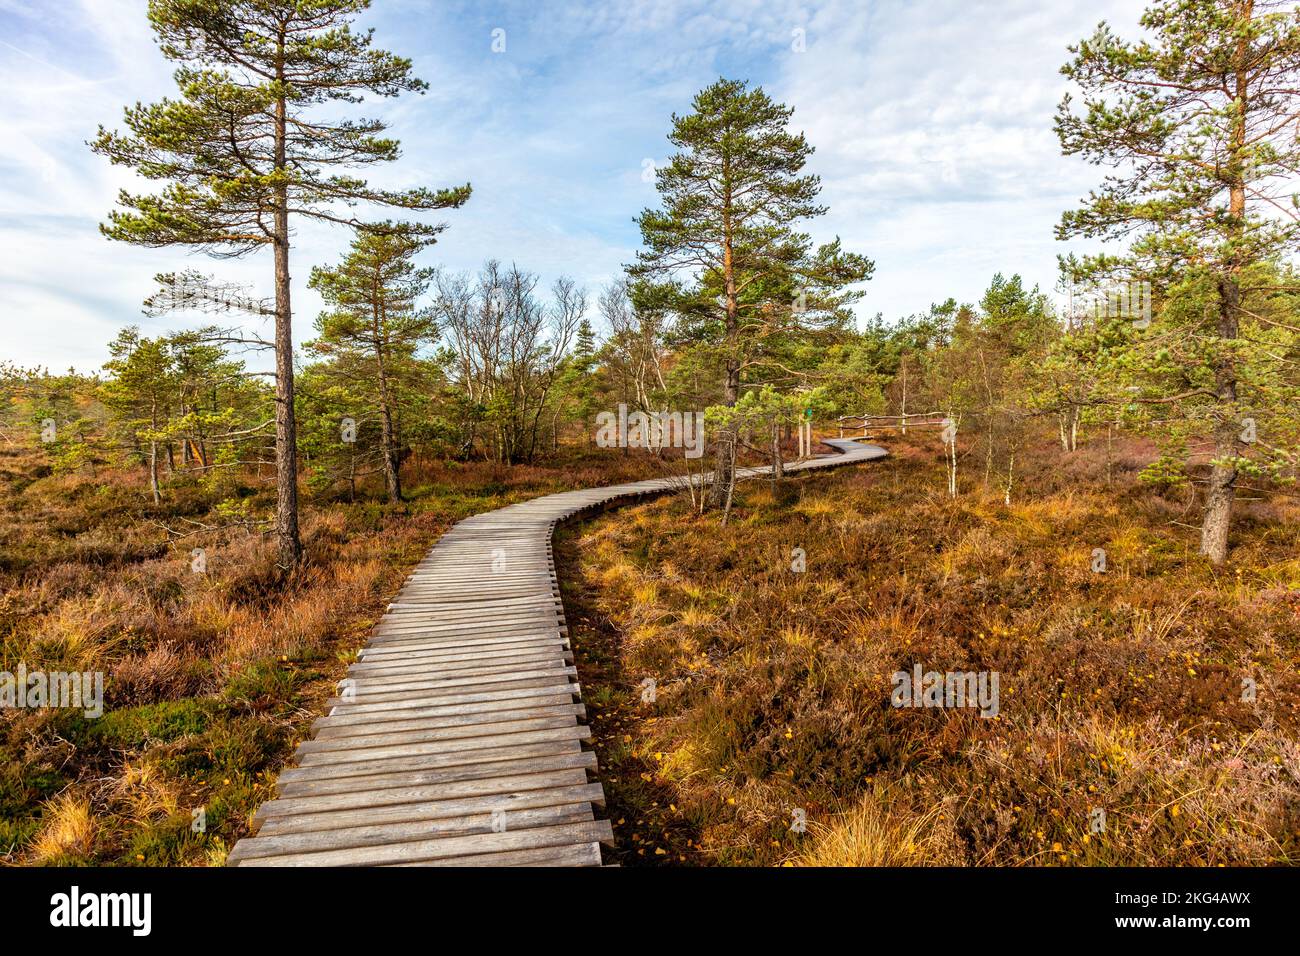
796, 797, 949, 867
30, 791, 97, 863
779, 623, 817, 649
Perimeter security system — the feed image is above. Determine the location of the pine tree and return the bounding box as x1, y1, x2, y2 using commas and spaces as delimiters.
1057, 0, 1300, 563
307, 229, 437, 504
574, 319, 597, 363
631, 77, 873, 503
552, 318, 600, 449
91, 0, 470, 567
103, 329, 175, 504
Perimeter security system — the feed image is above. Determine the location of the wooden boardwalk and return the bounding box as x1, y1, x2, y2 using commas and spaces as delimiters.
227, 438, 886, 866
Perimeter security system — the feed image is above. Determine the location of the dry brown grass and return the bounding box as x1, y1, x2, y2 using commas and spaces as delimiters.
560, 431, 1300, 866
0, 441, 668, 865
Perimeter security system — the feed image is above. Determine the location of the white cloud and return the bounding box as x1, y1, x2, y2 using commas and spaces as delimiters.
772, 0, 1145, 319
0, 0, 1149, 370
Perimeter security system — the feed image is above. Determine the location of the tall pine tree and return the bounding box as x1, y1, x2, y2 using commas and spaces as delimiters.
102, 329, 176, 505
1057, 0, 1300, 563
91, 0, 470, 567
631, 77, 872, 502
307, 228, 437, 504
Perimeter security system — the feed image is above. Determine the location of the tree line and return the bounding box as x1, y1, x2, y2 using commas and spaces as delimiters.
5, 0, 1297, 569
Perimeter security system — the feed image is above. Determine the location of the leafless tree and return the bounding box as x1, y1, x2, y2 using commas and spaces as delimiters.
436, 261, 585, 462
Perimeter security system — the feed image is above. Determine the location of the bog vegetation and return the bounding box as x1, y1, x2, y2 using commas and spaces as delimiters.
2, 0, 1299, 864
560, 433, 1300, 866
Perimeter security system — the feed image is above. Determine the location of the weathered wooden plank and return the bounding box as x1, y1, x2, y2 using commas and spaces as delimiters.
248, 783, 605, 844
294, 725, 591, 768
360, 635, 567, 656
311, 691, 580, 731
365, 626, 564, 647
386, 842, 603, 867
346, 655, 570, 684
333, 665, 578, 701
346, 648, 571, 677
280, 738, 586, 782
373, 616, 564, 637
326, 683, 581, 715
273, 752, 597, 798
340, 667, 574, 700
312, 703, 585, 741
267, 775, 599, 823
297, 715, 582, 754
354, 638, 569, 660
323, 676, 578, 711
231, 819, 615, 866
384, 604, 563, 622
231, 804, 598, 862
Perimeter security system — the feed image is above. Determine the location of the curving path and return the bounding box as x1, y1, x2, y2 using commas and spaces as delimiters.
227, 437, 886, 866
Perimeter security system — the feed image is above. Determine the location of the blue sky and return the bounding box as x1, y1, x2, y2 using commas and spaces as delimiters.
0, 0, 1143, 371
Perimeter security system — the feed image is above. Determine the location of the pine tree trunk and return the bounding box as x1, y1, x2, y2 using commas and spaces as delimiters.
149, 401, 161, 504
373, 307, 402, 505
984, 429, 993, 488
720, 437, 738, 525
379, 399, 401, 504
709, 187, 739, 508
1200, 280, 1240, 564
1200, 43, 1249, 567
272, 67, 303, 569
149, 439, 161, 505
1004, 450, 1014, 506
710, 370, 740, 508
900, 362, 908, 435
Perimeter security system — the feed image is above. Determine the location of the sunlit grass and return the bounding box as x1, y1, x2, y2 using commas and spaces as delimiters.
0, 441, 671, 865
566, 431, 1300, 866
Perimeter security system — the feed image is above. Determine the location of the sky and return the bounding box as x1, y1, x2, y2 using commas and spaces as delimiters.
0, 0, 1145, 372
